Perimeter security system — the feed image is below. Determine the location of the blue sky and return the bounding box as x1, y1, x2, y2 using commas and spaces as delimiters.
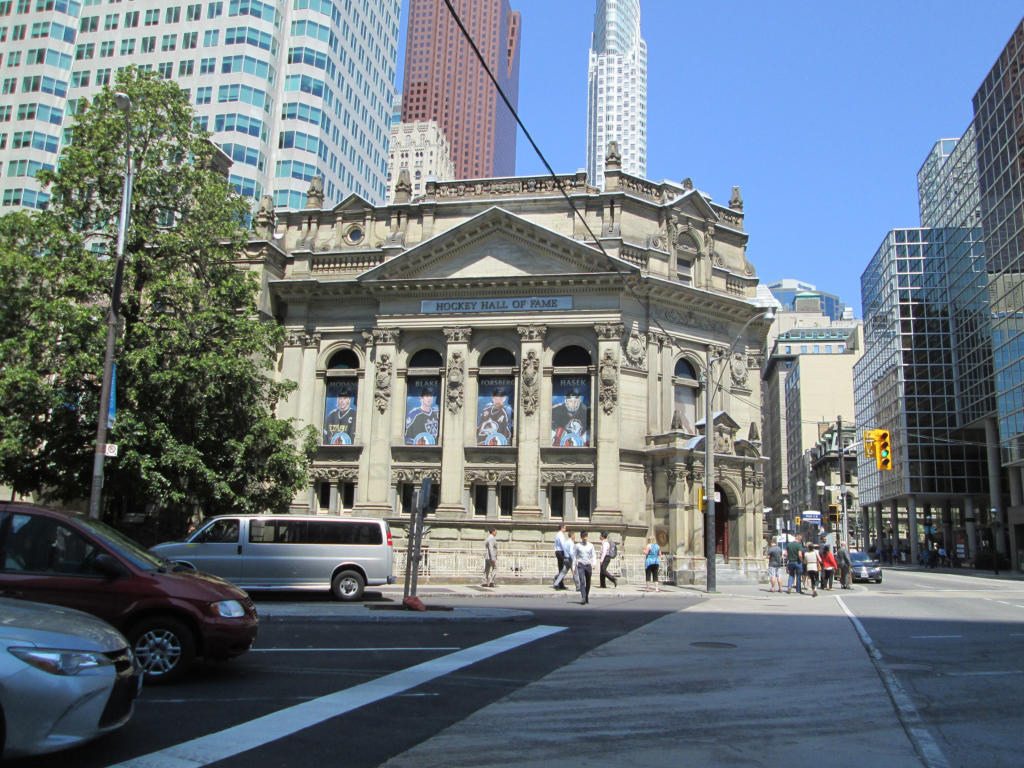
398, 2, 1023, 316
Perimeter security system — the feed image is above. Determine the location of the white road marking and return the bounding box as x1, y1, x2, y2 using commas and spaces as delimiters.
837, 596, 950, 768
911, 635, 961, 639
110, 624, 566, 768
249, 647, 461, 652
947, 670, 1024, 677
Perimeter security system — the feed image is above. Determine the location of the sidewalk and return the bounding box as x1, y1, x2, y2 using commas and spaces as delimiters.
378, 581, 926, 767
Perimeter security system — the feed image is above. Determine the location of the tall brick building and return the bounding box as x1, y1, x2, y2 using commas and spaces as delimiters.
401, 0, 521, 179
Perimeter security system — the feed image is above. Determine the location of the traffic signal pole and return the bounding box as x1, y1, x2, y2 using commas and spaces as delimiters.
838, 415, 848, 550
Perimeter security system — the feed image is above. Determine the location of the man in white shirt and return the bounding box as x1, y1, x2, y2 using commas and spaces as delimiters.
553, 524, 569, 589
572, 531, 596, 605
598, 531, 618, 588
553, 530, 574, 590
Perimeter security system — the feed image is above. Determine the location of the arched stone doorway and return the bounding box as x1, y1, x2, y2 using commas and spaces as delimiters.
714, 482, 731, 562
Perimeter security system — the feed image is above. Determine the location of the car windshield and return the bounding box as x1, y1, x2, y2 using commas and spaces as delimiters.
78, 516, 167, 571
850, 551, 873, 563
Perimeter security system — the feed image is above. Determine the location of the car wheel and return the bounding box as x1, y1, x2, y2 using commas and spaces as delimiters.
129, 617, 197, 684
875, 576, 883, 584
331, 569, 365, 602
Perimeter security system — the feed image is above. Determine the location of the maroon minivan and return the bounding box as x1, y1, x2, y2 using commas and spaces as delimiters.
0, 502, 258, 683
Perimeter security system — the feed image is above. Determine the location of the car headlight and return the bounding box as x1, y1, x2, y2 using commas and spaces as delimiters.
9, 647, 114, 676
211, 600, 245, 618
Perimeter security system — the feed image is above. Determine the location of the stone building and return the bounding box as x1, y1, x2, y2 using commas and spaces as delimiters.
244, 149, 772, 581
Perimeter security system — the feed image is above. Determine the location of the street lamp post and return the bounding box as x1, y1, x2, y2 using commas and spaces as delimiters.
816, 479, 825, 541
88, 92, 133, 520
703, 307, 774, 593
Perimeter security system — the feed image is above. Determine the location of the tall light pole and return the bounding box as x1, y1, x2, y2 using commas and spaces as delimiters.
816, 479, 825, 540
703, 307, 774, 593
88, 92, 133, 519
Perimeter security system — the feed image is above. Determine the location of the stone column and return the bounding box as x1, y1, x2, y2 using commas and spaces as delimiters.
647, 331, 663, 434
965, 497, 978, 560
565, 483, 577, 521
437, 327, 471, 515
361, 328, 399, 513
514, 325, 546, 517
985, 417, 1007, 555
1010, 466, 1023, 507
594, 323, 624, 521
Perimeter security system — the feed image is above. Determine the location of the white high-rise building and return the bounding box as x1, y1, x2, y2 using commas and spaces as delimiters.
586, 0, 646, 189
385, 120, 454, 203
0, 0, 400, 211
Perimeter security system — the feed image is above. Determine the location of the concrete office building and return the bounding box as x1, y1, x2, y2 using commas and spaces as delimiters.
586, 0, 646, 190
400, 0, 521, 180
0, 0, 400, 210
243, 150, 771, 582
384, 119, 455, 203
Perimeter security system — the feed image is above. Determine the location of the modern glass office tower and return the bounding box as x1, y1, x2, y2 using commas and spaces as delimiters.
0, 0, 400, 210
586, 0, 646, 189
766, 278, 848, 320
400, 0, 521, 180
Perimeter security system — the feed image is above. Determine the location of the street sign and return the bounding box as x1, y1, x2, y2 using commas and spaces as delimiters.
802, 510, 821, 522
104, 444, 118, 457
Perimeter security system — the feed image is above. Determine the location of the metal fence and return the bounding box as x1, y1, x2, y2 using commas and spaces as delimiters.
393, 547, 677, 584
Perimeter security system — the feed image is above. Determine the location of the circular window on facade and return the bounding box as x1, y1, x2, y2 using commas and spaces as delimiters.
346, 226, 363, 244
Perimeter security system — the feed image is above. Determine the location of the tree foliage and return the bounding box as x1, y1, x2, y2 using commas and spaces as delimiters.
0, 68, 315, 522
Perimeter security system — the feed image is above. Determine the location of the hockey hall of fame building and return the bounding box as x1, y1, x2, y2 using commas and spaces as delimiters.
243, 150, 772, 582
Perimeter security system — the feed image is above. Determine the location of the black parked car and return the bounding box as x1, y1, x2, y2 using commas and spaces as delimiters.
850, 551, 883, 583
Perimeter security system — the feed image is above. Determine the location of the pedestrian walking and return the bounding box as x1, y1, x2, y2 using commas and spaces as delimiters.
573, 531, 596, 604
785, 534, 804, 594
553, 524, 568, 582
820, 545, 838, 590
643, 537, 661, 592
804, 542, 820, 597
766, 538, 784, 592
481, 528, 498, 587
837, 540, 852, 589
553, 530, 575, 590
598, 531, 618, 588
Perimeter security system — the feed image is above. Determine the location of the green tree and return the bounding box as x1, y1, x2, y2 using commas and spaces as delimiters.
0, 67, 315, 526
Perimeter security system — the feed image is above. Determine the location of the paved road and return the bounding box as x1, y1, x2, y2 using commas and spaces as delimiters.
10, 571, 1023, 767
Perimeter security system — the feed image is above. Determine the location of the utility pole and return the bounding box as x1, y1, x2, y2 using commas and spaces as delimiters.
838, 414, 849, 549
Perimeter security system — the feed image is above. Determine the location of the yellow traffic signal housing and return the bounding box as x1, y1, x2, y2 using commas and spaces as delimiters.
875, 429, 892, 470
863, 429, 878, 458
698, 488, 706, 511
828, 504, 839, 527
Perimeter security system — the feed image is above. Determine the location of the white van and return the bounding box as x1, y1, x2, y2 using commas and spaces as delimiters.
151, 515, 395, 601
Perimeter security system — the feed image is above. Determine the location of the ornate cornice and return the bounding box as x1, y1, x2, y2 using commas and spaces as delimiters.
541, 470, 596, 485
391, 467, 441, 484
465, 469, 517, 485
309, 466, 359, 482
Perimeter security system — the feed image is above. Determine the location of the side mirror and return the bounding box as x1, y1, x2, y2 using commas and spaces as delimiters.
93, 553, 127, 579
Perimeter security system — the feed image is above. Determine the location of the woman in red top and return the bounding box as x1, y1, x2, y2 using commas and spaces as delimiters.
820, 546, 839, 591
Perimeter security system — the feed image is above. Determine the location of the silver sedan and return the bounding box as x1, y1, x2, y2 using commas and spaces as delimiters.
0, 597, 141, 758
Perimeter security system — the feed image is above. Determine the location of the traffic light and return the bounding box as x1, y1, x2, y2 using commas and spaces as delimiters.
698, 488, 706, 511
863, 429, 878, 458
828, 504, 839, 528
875, 429, 892, 470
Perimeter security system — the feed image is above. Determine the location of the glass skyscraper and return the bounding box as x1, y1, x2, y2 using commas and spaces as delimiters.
586, 0, 646, 189
0, 0, 400, 210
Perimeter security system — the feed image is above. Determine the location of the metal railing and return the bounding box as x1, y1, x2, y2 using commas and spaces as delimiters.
393, 547, 675, 584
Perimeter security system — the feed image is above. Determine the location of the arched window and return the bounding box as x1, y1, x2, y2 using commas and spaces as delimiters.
322, 348, 361, 446
671, 356, 699, 433
405, 348, 442, 445
551, 345, 592, 447
327, 349, 360, 369
477, 347, 516, 446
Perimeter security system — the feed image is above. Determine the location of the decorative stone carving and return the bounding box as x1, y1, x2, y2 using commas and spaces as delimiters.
643, 467, 653, 487
682, 178, 694, 191
748, 422, 760, 442
464, 469, 516, 485
605, 140, 621, 169
393, 168, 411, 204
730, 352, 748, 387
624, 331, 647, 370
656, 307, 715, 332
646, 330, 669, 347
446, 350, 465, 414
729, 186, 744, 211
305, 176, 324, 209
520, 350, 541, 416
285, 330, 320, 348
704, 223, 716, 258
598, 349, 618, 415
309, 466, 359, 482
254, 195, 275, 239
670, 410, 685, 430
371, 328, 401, 346
540, 470, 595, 485
594, 322, 624, 341
714, 426, 732, 455
443, 327, 472, 344
391, 467, 441, 484
374, 353, 392, 413
517, 324, 547, 342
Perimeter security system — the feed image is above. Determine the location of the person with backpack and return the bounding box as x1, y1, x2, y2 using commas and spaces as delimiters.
599, 531, 618, 588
